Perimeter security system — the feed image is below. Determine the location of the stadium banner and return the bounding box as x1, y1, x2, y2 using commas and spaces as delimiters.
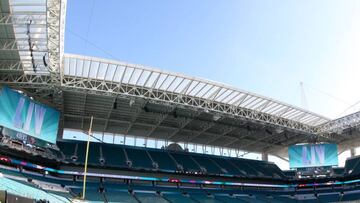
288, 143, 338, 168
0, 86, 60, 143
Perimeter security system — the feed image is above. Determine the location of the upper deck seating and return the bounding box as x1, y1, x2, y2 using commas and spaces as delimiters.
125, 147, 154, 169
134, 191, 168, 203
101, 144, 128, 168
57, 141, 286, 180
147, 150, 178, 171
0, 176, 70, 202
283, 170, 296, 179
105, 189, 138, 203
333, 167, 345, 177
189, 192, 223, 203
209, 156, 244, 176
345, 156, 360, 176
72, 188, 104, 202
170, 152, 202, 173
191, 154, 223, 175
162, 192, 195, 203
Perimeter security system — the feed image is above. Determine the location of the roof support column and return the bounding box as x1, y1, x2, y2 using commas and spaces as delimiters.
261, 153, 269, 161
350, 148, 356, 157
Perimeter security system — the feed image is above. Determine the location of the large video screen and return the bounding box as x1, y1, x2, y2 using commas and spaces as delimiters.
289, 143, 338, 168
0, 86, 60, 143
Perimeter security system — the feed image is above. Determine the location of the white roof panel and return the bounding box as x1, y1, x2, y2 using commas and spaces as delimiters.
63, 54, 330, 127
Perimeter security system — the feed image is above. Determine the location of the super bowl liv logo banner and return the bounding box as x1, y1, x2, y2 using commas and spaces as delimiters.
288, 144, 338, 168
0, 86, 60, 143
13, 97, 47, 136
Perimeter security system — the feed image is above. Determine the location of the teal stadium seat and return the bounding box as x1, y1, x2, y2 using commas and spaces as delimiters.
341, 192, 360, 201
0, 176, 70, 203
134, 191, 168, 203
213, 194, 248, 203
72, 188, 104, 202
189, 193, 223, 203
209, 156, 244, 177
345, 157, 360, 176
56, 141, 289, 180
147, 150, 177, 171
105, 189, 138, 203
262, 162, 286, 179
162, 192, 196, 203
87, 143, 102, 165
191, 155, 223, 175
170, 152, 201, 172
231, 159, 263, 177
58, 142, 77, 162
333, 167, 345, 177
125, 147, 154, 169
318, 193, 339, 202
101, 144, 128, 168
283, 170, 296, 179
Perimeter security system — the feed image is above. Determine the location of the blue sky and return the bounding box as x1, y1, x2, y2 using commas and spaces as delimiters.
65, 0, 360, 119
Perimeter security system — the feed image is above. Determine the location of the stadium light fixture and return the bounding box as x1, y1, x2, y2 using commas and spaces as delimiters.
129, 99, 135, 107
113, 100, 117, 109
213, 115, 221, 121
275, 128, 284, 134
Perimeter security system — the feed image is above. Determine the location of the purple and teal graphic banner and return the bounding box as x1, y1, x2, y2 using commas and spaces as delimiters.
0, 86, 60, 143
289, 143, 338, 168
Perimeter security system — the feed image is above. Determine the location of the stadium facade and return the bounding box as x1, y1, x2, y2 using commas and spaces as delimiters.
1, 0, 360, 202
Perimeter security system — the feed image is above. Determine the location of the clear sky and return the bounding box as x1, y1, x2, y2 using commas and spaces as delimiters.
65, 0, 360, 119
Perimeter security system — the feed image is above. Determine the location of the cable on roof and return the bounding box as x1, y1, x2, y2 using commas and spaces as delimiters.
26, 20, 37, 73
43, 53, 48, 67
66, 28, 119, 60
84, 0, 96, 51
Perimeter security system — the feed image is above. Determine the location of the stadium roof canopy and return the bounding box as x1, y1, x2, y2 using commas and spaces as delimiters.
1, 0, 360, 157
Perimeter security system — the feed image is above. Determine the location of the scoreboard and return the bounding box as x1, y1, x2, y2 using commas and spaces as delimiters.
289, 143, 338, 169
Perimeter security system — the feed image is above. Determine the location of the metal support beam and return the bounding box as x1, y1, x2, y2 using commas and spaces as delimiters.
61, 72, 321, 135
317, 111, 360, 136
103, 96, 117, 131
167, 117, 196, 140
124, 102, 146, 135
188, 122, 216, 142
145, 107, 176, 137
0, 39, 18, 51
205, 127, 236, 145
